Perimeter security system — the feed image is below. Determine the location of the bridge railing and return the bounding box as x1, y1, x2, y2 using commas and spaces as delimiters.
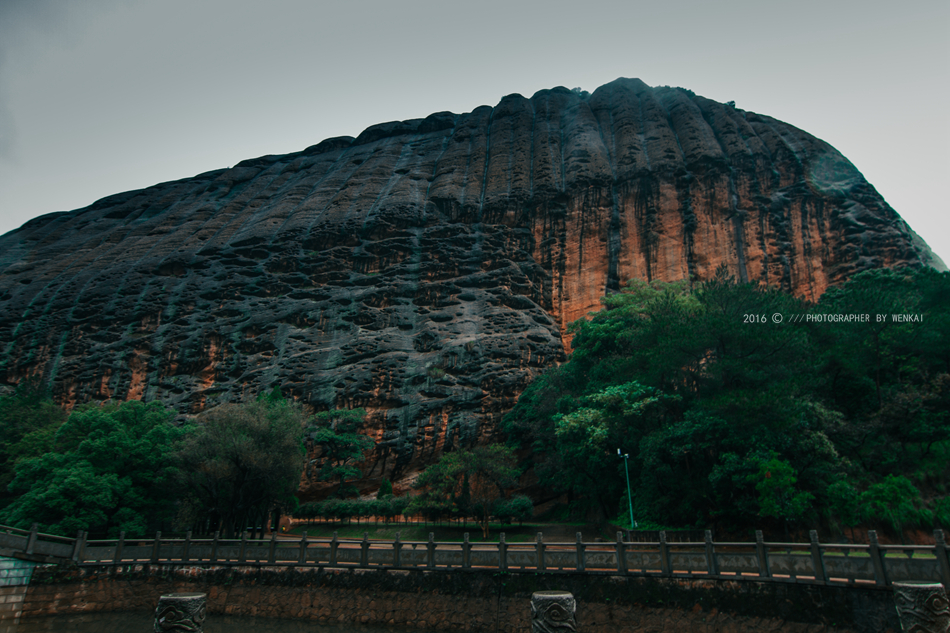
2, 523, 948, 588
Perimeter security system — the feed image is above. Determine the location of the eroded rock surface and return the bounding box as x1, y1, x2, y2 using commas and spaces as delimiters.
0, 78, 939, 496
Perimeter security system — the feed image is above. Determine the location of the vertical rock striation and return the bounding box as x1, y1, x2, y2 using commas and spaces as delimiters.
0, 78, 939, 495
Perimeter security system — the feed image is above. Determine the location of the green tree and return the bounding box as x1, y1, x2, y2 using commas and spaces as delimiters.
506, 266, 949, 534
0, 400, 183, 536
410, 445, 520, 537
933, 496, 950, 529
815, 269, 924, 411
305, 408, 372, 497
494, 495, 533, 526
859, 474, 926, 540
0, 381, 67, 509
505, 269, 828, 529
550, 381, 679, 520
378, 478, 394, 499
813, 268, 950, 475
825, 480, 861, 541
748, 455, 814, 535
407, 458, 460, 526
386, 496, 409, 524
174, 394, 308, 538
638, 410, 736, 526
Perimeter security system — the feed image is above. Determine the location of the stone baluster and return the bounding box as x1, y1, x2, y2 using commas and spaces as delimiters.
704, 530, 718, 577
183, 531, 192, 563
499, 532, 507, 572
754, 530, 770, 579
268, 530, 277, 564
935, 530, 950, 589
209, 531, 219, 563
114, 530, 126, 565
615, 531, 627, 574
71, 530, 85, 563
154, 592, 207, 632
151, 531, 162, 563
462, 533, 471, 569
809, 530, 827, 583
537, 532, 546, 572
25, 523, 38, 555
575, 532, 585, 572
659, 530, 671, 577
298, 531, 308, 564
238, 530, 247, 563
531, 591, 576, 633
892, 582, 950, 633
329, 532, 338, 566
868, 530, 888, 586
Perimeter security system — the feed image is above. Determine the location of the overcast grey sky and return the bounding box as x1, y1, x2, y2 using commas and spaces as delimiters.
1, 0, 948, 263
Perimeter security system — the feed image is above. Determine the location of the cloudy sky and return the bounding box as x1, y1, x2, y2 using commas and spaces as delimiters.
1, 0, 948, 263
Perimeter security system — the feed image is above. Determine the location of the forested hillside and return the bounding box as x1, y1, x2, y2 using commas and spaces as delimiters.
2, 267, 947, 540
504, 266, 950, 537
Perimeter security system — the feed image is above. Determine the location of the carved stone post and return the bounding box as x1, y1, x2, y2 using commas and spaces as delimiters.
114, 530, 126, 565
209, 531, 219, 563
575, 532, 585, 572
892, 582, 950, 633
869, 530, 888, 586
659, 530, 670, 577
935, 530, 950, 589
704, 530, 718, 576
71, 530, 85, 563
183, 531, 192, 563
330, 531, 339, 566
298, 531, 308, 565
536, 533, 546, 572
809, 530, 828, 583
25, 523, 38, 555
754, 530, 770, 579
462, 533, 471, 569
154, 592, 207, 632
615, 531, 627, 574
151, 531, 162, 563
237, 530, 247, 563
531, 591, 577, 633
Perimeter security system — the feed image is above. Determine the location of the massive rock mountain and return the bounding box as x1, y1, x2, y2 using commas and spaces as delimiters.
0, 78, 939, 495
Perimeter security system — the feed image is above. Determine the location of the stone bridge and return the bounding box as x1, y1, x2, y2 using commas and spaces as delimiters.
3, 522, 949, 588
3, 523, 949, 632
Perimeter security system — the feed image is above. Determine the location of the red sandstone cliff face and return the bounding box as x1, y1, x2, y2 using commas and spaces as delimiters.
0, 78, 939, 497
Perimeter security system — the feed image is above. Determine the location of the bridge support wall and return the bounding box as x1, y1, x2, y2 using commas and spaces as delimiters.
0, 556, 41, 626
18, 563, 900, 632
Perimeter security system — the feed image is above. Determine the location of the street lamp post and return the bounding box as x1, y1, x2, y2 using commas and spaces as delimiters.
617, 448, 635, 532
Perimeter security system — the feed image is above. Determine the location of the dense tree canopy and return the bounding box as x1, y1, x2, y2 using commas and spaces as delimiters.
504, 266, 950, 537
305, 407, 372, 498
1, 266, 946, 541
173, 390, 309, 538
409, 444, 520, 537
0, 387, 377, 538
0, 399, 183, 536
0, 381, 67, 509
